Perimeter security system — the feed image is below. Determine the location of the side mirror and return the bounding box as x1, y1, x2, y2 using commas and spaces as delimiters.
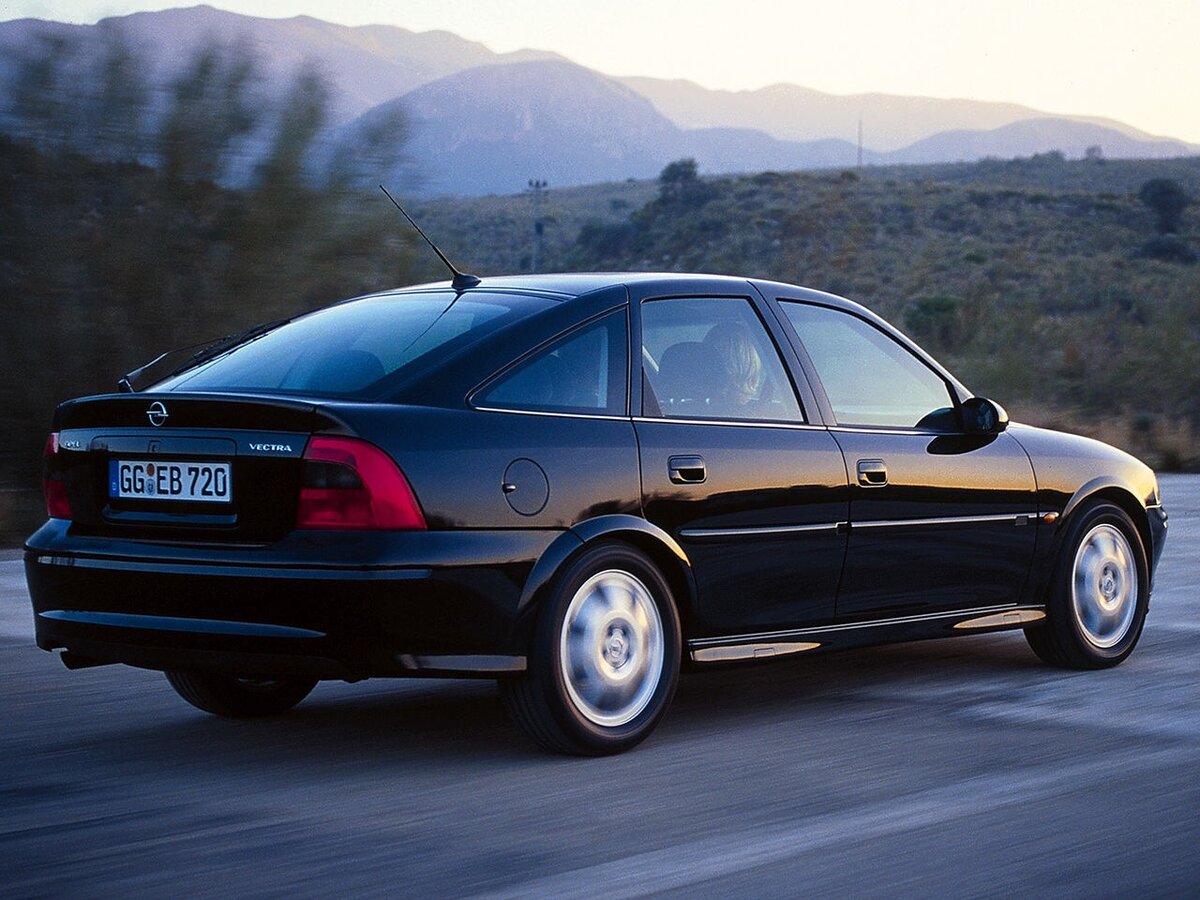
961, 397, 1008, 434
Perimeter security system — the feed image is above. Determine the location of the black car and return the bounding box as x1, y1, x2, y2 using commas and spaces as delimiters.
27, 273, 1167, 754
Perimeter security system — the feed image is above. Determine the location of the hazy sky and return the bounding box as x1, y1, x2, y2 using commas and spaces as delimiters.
4, 0, 1198, 143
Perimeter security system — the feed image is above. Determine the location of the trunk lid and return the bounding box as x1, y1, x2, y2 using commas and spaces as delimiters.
52, 393, 347, 543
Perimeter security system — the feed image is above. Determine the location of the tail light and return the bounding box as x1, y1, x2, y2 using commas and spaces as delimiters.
296, 436, 426, 530
43, 432, 72, 519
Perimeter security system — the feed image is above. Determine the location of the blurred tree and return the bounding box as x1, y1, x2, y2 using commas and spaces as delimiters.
85, 33, 150, 163
255, 64, 328, 194
157, 41, 260, 184
1138, 178, 1190, 234
231, 65, 333, 301
0, 40, 420, 537
8, 33, 77, 153
326, 103, 411, 190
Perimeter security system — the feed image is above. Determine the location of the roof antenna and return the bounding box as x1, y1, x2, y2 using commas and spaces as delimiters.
379, 185, 481, 290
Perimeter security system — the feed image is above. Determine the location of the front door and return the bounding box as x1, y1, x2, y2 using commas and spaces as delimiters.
776, 300, 1038, 620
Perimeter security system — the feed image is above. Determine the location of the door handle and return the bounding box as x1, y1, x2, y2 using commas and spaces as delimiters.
857, 459, 888, 487
668, 456, 707, 484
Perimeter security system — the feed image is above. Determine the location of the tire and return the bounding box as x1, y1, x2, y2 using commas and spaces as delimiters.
165, 671, 318, 718
500, 542, 681, 755
1024, 501, 1148, 669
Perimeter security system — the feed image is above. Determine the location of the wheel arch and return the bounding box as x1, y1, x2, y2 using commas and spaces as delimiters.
1057, 478, 1153, 566
1025, 479, 1152, 668
512, 515, 697, 647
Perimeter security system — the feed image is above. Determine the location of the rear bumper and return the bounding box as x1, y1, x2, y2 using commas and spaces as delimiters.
25, 519, 556, 678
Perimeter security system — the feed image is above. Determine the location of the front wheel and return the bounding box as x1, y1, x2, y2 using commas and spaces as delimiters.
501, 542, 681, 755
1024, 501, 1148, 669
165, 671, 318, 718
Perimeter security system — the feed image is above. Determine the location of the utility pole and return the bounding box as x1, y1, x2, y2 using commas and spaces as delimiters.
527, 178, 548, 273
857, 116, 863, 170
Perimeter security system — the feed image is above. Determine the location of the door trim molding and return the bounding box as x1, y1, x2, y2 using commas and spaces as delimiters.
678, 512, 1040, 542
851, 512, 1040, 530
679, 522, 842, 540
688, 603, 1043, 651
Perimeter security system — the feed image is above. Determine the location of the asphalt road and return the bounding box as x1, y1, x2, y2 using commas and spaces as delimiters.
2, 478, 1198, 897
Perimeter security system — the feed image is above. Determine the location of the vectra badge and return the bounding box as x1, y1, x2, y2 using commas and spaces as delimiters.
146, 401, 169, 427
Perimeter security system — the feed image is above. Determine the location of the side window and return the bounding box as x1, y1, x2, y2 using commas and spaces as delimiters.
478, 311, 627, 416
641, 297, 803, 423
780, 302, 955, 429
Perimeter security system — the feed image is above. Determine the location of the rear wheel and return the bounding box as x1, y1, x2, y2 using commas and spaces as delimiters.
165, 671, 317, 717
1024, 501, 1148, 669
501, 542, 681, 755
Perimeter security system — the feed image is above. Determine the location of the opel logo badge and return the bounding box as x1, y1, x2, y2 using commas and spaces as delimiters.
146, 401, 169, 428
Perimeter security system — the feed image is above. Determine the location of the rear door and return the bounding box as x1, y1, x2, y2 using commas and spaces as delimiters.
631, 290, 848, 634
774, 299, 1038, 620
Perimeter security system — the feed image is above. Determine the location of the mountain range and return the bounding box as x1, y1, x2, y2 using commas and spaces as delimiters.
0, 5, 1195, 195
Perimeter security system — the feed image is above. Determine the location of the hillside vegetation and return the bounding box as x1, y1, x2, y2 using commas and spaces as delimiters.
421, 154, 1200, 468
2, 138, 1198, 539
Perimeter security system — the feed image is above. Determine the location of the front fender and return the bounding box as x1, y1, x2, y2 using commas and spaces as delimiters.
1032, 476, 1163, 603
1060, 474, 1155, 524
1006, 422, 1165, 601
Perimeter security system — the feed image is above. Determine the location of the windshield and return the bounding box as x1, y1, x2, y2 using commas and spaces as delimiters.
151, 291, 555, 397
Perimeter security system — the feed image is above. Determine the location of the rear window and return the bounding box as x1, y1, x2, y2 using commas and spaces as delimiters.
152, 291, 555, 397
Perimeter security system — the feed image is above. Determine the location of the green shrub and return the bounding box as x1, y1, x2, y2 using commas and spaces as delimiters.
1136, 235, 1197, 264
904, 295, 970, 349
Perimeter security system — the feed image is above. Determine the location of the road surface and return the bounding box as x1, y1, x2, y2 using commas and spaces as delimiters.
2, 477, 1197, 896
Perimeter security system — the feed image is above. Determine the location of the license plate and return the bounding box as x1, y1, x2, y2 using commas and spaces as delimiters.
109, 460, 232, 503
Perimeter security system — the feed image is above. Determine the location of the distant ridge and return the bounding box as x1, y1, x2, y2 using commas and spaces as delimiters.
617, 76, 1181, 152
360, 60, 678, 194
0, 4, 564, 125
352, 61, 1193, 194
0, 5, 1195, 195
887, 118, 1196, 164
